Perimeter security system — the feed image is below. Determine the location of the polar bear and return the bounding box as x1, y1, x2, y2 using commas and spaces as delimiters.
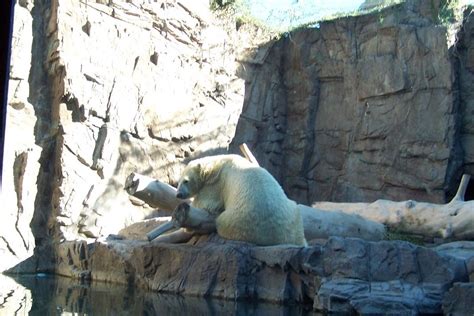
176, 154, 306, 246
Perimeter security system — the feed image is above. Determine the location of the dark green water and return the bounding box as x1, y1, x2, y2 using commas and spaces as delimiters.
0, 274, 317, 315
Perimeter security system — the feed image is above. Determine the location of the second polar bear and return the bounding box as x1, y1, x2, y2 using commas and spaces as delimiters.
176, 154, 306, 246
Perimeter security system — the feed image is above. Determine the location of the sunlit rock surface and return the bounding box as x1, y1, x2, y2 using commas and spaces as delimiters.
2, 0, 248, 271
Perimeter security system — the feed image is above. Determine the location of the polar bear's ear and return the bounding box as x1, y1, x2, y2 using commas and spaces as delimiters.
200, 162, 222, 184
205, 169, 222, 184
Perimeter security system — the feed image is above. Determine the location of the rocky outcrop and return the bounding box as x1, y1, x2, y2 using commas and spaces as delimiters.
2, 0, 248, 271
23, 234, 471, 314
231, 1, 473, 205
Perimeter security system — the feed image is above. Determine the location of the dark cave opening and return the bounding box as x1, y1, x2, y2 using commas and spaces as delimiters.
465, 177, 474, 201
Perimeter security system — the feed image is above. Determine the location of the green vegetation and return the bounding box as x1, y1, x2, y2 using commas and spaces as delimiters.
435, 0, 463, 25
210, 0, 466, 36
209, 0, 406, 34
385, 231, 426, 246
209, 0, 238, 10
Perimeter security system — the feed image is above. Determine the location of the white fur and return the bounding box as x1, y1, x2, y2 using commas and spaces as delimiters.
176, 155, 306, 246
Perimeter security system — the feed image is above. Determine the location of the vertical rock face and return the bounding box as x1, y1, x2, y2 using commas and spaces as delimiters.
2, 0, 246, 271
1, 1, 39, 272
457, 9, 474, 181
231, 1, 468, 204
50, 0, 245, 241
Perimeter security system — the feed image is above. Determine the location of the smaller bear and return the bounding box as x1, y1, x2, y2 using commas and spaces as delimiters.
176, 154, 306, 246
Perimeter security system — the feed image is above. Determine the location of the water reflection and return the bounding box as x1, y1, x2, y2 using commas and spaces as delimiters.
0, 274, 318, 315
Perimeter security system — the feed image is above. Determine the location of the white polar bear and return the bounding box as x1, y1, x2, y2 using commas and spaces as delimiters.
176, 154, 306, 246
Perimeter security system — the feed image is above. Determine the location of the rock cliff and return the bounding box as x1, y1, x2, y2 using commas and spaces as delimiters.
231, 0, 473, 205
2, 0, 252, 271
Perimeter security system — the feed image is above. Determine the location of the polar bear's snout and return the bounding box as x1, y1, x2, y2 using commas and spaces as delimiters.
176, 184, 189, 199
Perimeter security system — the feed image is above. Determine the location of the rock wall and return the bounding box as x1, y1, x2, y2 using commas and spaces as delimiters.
1, 1, 39, 273
231, 1, 472, 204
2, 0, 474, 274
457, 7, 474, 182
1, 0, 248, 271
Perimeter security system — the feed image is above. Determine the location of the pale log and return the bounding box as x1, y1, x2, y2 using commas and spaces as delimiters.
312, 174, 474, 240
299, 204, 385, 241
151, 228, 195, 244
146, 220, 178, 241
125, 172, 188, 212
239, 143, 259, 165
450, 174, 471, 203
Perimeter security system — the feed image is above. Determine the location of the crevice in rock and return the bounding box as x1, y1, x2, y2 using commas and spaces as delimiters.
82, 20, 91, 36
300, 80, 320, 183
27, 0, 67, 271
0, 237, 18, 257
28, 0, 56, 266
83, 73, 102, 85
104, 78, 116, 122
13, 152, 29, 251
62, 93, 86, 122
13, 152, 27, 211
91, 124, 108, 173
150, 51, 158, 65
445, 7, 474, 201
63, 142, 91, 168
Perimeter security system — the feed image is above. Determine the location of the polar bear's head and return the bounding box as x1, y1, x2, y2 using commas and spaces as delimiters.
176, 162, 202, 199
176, 157, 224, 199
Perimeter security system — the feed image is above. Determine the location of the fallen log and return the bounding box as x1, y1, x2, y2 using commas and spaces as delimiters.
312, 174, 474, 241
124, 172, 188, 212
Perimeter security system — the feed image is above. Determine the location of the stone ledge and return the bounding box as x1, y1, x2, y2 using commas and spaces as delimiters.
52, 235, 471, 313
